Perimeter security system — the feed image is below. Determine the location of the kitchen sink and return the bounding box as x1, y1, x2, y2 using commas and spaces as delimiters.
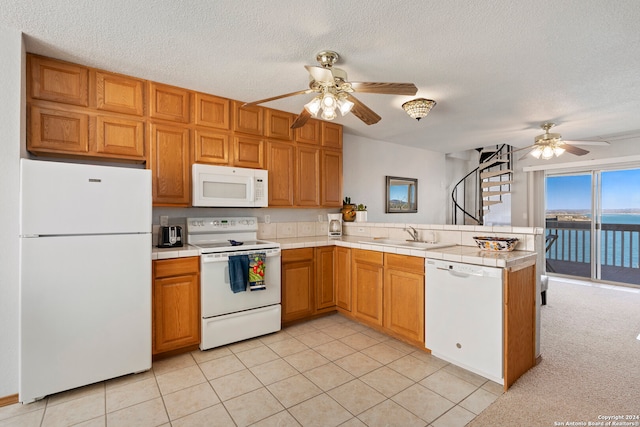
359, 239, 456, 250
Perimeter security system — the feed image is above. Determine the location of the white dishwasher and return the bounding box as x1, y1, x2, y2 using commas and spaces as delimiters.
425, 259, 504, 384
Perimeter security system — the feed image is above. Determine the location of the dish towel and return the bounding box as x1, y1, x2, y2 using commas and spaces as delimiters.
248, 253, 266, 291
228, 255, 249, 293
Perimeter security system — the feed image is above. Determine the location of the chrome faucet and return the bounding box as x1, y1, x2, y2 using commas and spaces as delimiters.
405, 226, 419, 241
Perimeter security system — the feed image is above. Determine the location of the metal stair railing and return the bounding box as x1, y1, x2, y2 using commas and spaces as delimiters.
451, 144, 511, 225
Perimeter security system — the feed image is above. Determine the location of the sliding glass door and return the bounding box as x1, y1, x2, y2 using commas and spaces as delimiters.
599, 169, 640, 284
545, 168, 640, 285
545, 174, 593, 278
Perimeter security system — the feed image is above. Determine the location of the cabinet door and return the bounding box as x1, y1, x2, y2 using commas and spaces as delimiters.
282, 258, 314, 323
96, 116, 145, 158
153, 273, 200, 354
265, 109, 294, 141
295, 118, 321, 145
296, 146, 321, 206
194, 129, 230, 165
233, 135, 264, 168
267, 141, 295, 206
195, 93, 230, 129
504, 263, 536, 390
149, 123, 190, 205
384, 267, 424, 344
352, 250, 384, 326
233, 101, 263, 135
322, 122, 342, 149
28, 106, 89, 154
321, 149, 343, 207
28, 55, 89, 106
335, 247, 351, 311
95, 71, 144, 116
315, 247, 336, 312
149, 83, 190, 123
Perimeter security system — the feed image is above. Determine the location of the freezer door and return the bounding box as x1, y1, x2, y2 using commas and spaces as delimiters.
20, 159, 151, 235
19, 233, 151, 403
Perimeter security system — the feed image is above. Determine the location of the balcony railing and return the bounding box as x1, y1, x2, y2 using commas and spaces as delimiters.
545, 219, 640, 285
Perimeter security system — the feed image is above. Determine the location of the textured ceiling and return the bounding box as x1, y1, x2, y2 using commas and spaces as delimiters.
2, 0, 640, 154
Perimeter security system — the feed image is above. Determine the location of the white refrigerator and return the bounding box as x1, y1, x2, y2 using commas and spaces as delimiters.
19, 159, 152, 403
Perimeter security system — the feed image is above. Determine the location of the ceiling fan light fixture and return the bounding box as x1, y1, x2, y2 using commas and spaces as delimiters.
553, 146, 565, 157
541, 146, 555, 160
530, 147, 543, 159
337, 97, 354, 116
321, 108, 337, 120
402, 98, 436, 121
304, 96, 322, 117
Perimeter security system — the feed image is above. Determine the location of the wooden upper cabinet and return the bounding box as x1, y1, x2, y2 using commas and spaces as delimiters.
95, 71, 144, 116
195, 93, 230, 129
321, 149, 343, 207
149, 123, 190, 205
96, 116, 145, 158
295, 118, 321, 145
194, 129, 230, 165
296, 146, 321, 207
265, 109, 294, 141
233, 101, 263, 135
322, 122, 343, 149
28, 55, 89, 107
149, 83, 190, 123
28, 105, 89, 154
233, 135, 264, 169
267, 141, 295, 206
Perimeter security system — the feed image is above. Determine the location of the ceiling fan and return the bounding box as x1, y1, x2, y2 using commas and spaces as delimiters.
517, 122, 610, 160
242, 50, 418, 129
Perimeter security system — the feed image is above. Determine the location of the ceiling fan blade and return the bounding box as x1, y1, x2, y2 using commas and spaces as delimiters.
291, 109, 311, 129
518, 148, 536, 161
563, 139, 610, 146
345, 94, 381, 125
350, 82, 418, 95
242, 89, 312, 107
305, 65, 334, 83
562, 144, 590, 156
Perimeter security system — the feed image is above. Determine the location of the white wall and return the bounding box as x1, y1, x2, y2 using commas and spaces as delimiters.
0, 26, 23, 398
343, 134, 447, 224
511, 136, 640, 227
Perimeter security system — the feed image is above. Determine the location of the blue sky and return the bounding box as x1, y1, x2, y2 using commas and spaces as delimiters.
546, 169, 640, 210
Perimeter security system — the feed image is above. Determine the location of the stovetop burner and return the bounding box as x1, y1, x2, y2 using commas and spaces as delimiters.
186, 216, 279, 254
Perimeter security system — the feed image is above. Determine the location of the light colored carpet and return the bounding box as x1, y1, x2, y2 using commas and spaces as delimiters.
468, 278, 640, 426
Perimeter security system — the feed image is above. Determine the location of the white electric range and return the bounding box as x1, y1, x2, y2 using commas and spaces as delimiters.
187, 217, 281, 350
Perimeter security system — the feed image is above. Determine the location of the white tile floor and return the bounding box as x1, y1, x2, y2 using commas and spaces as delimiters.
0, 314, 502, 427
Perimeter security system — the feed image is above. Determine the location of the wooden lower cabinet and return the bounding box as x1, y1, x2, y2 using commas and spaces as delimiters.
335, 247, 351, 311
281, 248, 315, 322
503, 262, 536, 390
152, 257, 200, 356
351, 249, 384, 326
315, 246, 336, 313
384, 254, 425, 345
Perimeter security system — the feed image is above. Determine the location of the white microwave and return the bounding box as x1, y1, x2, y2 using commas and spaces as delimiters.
192, 164, 268, 207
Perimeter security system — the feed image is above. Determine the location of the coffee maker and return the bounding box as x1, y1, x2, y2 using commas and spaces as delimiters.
327, 214, 342, 238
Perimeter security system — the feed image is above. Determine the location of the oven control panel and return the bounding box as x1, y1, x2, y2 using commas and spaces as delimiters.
187, 217, 257, 233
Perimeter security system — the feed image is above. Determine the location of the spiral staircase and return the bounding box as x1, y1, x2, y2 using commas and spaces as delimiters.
451, 144, 513, 225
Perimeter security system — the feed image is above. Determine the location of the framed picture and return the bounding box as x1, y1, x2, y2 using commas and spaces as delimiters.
386, 176, 418, 213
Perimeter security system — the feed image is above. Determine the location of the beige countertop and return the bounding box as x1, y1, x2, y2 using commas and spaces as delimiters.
151, 236, 537, 269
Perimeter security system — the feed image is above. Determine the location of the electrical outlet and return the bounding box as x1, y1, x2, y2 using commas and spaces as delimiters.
318, 214, 323, 223
160, 216, 168, 226
264, 215, 270, 224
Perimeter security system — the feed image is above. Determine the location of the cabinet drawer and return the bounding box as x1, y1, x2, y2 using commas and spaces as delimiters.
282, 248, 314, 263
385, 254, 424, 274
154, 257, 199, 279
352, 248, 383, 265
